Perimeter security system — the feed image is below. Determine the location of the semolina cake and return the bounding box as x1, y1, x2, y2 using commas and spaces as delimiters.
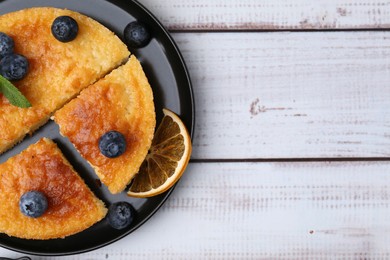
0, 138, 107, 239
54, 56, 155, 194
0, 7, 130, 154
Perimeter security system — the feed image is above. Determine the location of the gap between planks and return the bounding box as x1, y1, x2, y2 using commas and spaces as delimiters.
190, 157, 390, 164
168, 28, 390, 33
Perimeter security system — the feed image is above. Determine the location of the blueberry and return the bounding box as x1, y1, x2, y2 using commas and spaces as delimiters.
99, 131, 126, 158
0, 54, 29, 81
107, 202, 135, 230
51, 16, 79, 42
124, 21, 151, 48
0, 32, 14, 59
19, 191, 48, 218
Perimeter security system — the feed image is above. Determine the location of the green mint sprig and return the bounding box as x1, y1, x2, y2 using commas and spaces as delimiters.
0, 75, 31, 108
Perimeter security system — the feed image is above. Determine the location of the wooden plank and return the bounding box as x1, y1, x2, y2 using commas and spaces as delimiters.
3, 162, 390, 259
138, 0, 390, 30
170, 32, 390, 159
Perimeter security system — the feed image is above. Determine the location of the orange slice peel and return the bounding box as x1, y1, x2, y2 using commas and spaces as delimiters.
127, 108, 192, 197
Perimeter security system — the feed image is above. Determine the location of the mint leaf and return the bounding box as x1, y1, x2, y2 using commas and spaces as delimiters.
0, 75, 31, 108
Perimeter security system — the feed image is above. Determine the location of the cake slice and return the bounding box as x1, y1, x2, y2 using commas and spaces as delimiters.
54, 56, 156, 194
0, 138, 107, 239
0, 7, 130, 154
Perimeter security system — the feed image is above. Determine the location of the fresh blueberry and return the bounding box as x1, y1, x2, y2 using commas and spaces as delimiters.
19, 191, 48, 218
107, 202, 135, 230
0, 54, 29, 81
51, 16, 79, 42
124, 21, 151, 48
99, 131, 126, 158
0, 32, 14, 59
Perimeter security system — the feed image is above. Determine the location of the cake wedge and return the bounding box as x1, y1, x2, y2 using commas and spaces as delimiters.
53, 56, 156, 194
0, 138, 107, 239
0, 7, 130, 154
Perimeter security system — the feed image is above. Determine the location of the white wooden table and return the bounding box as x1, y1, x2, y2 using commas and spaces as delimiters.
2, 0, 390, 259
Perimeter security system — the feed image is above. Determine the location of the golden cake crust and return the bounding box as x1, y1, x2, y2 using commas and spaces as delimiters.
54, 56, 156, 194
0, 7, 130, 154
0, 138, 107, 240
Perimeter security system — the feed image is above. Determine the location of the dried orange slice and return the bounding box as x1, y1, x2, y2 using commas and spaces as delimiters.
127, 109, 192, 197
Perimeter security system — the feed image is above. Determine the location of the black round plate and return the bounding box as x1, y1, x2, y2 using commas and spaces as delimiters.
0, 0, 194, 256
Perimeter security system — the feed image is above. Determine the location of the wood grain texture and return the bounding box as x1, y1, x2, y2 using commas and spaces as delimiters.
2, 162, 390, 259
138, 0, 390, 30
171, 32, 390, 159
